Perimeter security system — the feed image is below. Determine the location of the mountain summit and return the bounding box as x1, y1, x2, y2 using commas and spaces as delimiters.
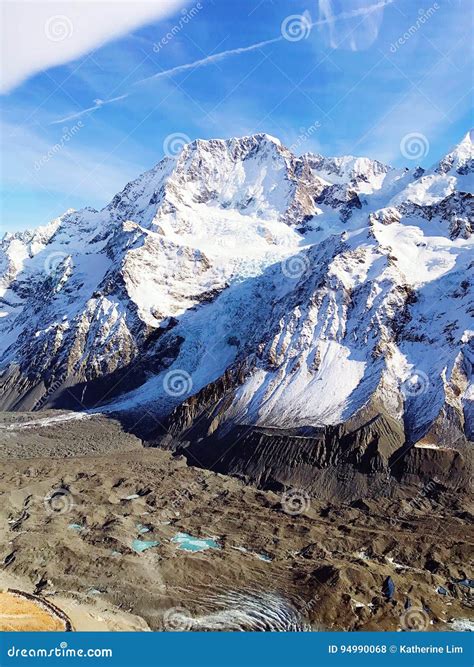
0, 132, 473, 487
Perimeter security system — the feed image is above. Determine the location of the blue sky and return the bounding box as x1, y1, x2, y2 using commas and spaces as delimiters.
1, 0, 473, 232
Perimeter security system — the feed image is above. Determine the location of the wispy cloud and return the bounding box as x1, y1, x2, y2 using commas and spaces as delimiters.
1, 0, 186, 94
50, 0, 394, 125
317, 0, 388, 51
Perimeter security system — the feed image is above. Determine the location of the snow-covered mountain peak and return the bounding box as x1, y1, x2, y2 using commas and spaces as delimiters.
435, 129, 474, 178
303, 152, 391, 189
386, 131, 473, 214
0, 131, 472, 453
185, 132, 283, 153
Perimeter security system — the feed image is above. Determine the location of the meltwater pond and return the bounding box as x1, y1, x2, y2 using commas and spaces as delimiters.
136, 523, 150, 534
171, 532, 221, 552
131, 539, 160, 553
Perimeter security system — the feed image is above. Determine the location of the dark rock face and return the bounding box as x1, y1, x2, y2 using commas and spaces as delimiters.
146, 373, 471, 501
151, 419, 471, 502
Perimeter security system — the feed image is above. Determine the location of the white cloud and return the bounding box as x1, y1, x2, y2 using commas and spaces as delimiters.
0, 0, 186, 94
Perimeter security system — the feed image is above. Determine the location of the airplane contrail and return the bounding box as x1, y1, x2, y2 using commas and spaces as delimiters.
51, 0, 393, 125
52, 94, 129, 125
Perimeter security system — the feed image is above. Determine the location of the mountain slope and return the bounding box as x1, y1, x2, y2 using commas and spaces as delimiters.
1, 132, 473, 479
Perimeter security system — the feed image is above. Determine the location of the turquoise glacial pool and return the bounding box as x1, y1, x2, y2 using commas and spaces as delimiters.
131, 539, 160, 553
136, 523, 150, 533
171, 532, 221, 552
